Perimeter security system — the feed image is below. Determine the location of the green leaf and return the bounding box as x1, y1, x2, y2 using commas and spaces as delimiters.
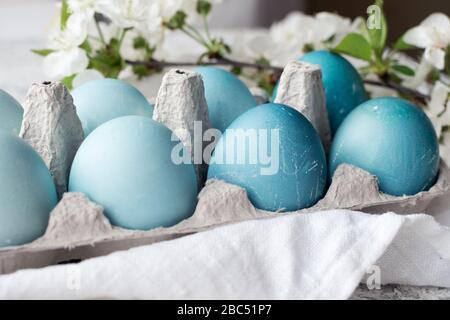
333, 33, 372, 62
31, 49, 55, 56
61, 74, 75, 90
89, 38, 125, 78
60, 0, 71, 30
80, 40, 92, 55
165, 11, 187, 30
364, 0, 388, 57
391, 64, 415, 76
394, 36, 416, 50
197, 0, 212, 17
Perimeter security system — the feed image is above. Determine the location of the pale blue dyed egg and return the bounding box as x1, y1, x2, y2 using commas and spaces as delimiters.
208, 103, 327, 212
300, 51, 368, 134
0, 89, 23, 135
69, 116, 198, 230
272, 51, 368, 134
0, 131, 57, 248
72, 79, 153, 137
195, 67, 257, 132
330, 97, 440, 196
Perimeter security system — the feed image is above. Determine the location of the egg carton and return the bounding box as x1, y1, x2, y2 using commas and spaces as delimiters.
1, 63, 449, 275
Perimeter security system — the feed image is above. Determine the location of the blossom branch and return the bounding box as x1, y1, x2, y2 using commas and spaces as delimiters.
125, 57, 283, 74
125, 57, 430, 103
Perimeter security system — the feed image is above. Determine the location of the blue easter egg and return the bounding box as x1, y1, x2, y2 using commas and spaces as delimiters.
195, 67, 257, 132
272, 51, 368, 134
72, 79, 153, 137
0, 89, 23, 135
69, 116, 198, 230
0, 131, 57, 247
208, 103, 327, 212
330, 97, 440, 196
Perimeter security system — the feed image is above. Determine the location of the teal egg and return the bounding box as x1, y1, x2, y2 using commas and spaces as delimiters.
0, 89, 23, 135
69, 116, 198, 230
208, 103, 327, 212
300, 51, 368, 133
72, 79, 153, 137
195, 67, 258, 132
330, 97, 440, 196
272, 51, 368, 134
0, 131, 57, 247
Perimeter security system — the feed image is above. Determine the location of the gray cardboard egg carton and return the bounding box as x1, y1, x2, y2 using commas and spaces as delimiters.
1, 62, 449, 275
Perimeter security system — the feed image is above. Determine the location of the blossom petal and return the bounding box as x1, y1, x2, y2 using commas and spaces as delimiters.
403, 57, 433, 89
43, 48, 89, 80
424, 46, 446, 70
420, 12, 450, 30
403, 26, 436, 48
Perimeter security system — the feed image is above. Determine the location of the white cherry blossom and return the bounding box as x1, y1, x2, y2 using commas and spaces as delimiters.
404, 13, 450, 70
98, 0, 149, 29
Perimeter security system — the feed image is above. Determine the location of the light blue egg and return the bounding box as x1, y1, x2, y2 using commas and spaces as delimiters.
272, 51, 368, 134
0, 131, 57, 248
69, 116, 198, 230
72, 79, 153, 137
208, 103, 327, 212
330, 97, 440, 196
195, 67, 258, 132
0, 89, 23, 136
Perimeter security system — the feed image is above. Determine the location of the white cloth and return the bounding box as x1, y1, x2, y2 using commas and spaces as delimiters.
0, 209, 449, 300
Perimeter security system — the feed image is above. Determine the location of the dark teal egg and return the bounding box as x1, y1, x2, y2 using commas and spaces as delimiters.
195, 67, 258, 132
208, 103, 327, 212
329, 97, 440, 196
272, 51, 368, 134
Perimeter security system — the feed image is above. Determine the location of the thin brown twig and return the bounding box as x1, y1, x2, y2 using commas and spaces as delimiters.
125, 57, 284, 73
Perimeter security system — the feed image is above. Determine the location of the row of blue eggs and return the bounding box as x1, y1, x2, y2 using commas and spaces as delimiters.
0, 50, 441, 248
